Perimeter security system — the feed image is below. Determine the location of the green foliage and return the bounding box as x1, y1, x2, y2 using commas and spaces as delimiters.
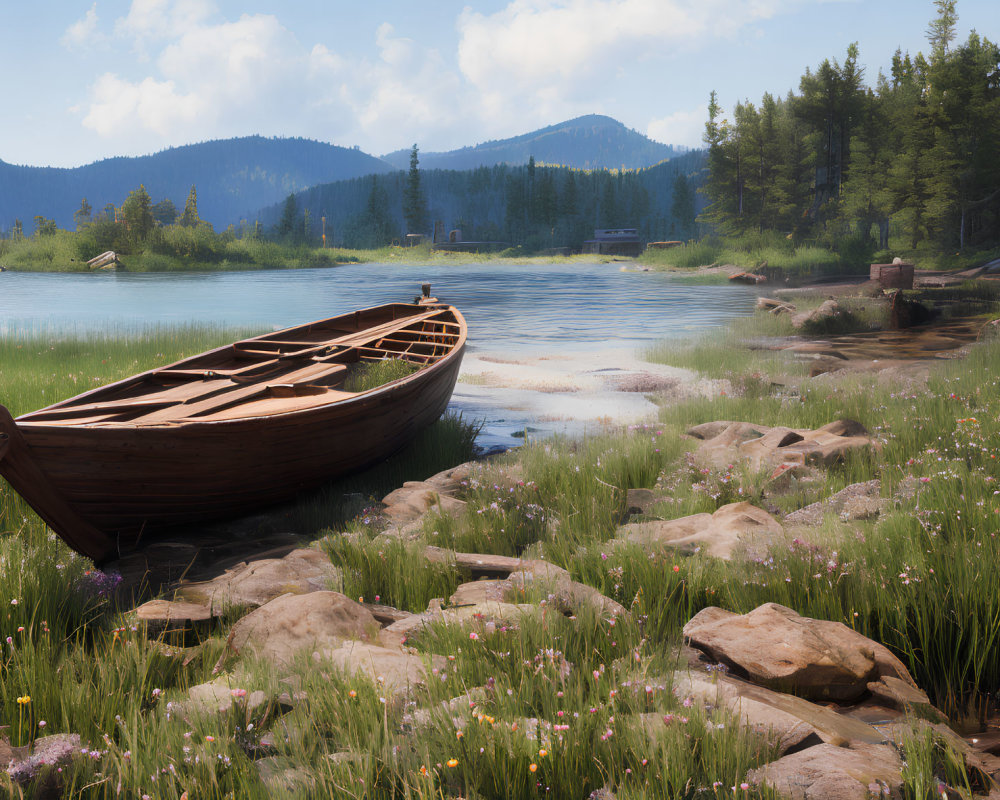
701, 4, 1000, 260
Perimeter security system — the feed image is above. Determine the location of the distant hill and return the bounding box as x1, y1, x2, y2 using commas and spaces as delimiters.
0, 136, 392, 232
381, 115, 680, 172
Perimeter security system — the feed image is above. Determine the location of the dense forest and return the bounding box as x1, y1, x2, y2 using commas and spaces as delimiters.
701, 0, 1000, 259
264, 151, 706, 251
380, 115, 681, 172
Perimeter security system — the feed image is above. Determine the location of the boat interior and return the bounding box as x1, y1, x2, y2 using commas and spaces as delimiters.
20, 304, 463, 427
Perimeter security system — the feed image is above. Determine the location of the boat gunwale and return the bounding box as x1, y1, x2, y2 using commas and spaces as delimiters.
15, 303, 467, 430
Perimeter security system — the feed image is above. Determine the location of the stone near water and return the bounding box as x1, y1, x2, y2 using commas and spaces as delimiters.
177, 546, 341, 610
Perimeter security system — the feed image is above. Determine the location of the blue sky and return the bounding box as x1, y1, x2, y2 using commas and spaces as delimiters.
1, 0, 995, 167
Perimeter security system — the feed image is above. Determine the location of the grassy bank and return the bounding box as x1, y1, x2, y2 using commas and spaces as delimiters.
0, 234, 621, 273
638, 234, 1000, 280
2, 305, 999, 796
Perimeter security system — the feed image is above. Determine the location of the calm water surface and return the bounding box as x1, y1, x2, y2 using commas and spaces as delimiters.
0, 262, 758, 443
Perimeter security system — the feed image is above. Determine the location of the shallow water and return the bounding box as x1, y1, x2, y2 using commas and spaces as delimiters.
0, 262, 759, 446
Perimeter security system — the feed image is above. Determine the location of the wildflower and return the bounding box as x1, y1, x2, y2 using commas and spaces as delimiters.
673, 565, 680, 573
447, 758, 459, 768
349, 690, 357, 698
38, 720, 47, 728
16, 696, 30, 705
420, 766, 428, 776
456, 731, 464, 739
469, 631, 479, 640
529, 763, 538, 772
205, 735, 215, 743
539, 749, 547, 757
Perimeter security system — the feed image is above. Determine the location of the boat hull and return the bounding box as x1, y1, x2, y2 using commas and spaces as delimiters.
0, 304, 466, 563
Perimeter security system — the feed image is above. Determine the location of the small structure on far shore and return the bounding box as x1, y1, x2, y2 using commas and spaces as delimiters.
647, 241, 683, 250
870, 259, 914, 290
583, 228, 643, 257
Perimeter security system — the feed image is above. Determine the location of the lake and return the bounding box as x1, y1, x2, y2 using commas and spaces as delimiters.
0, 262, 758, 446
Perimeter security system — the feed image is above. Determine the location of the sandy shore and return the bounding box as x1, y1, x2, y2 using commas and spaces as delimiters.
451, 346, 725, 449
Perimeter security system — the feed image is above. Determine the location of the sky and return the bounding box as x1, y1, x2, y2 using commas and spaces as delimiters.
0, 0, 995, 168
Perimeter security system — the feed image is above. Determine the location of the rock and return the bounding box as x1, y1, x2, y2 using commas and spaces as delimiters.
690, 419, 872, 474
677, 644, 893, 746
616, 501, 783, 560
757, 297, 796, 313
683, 603, 917, 702
377, 595, 536, 649
381, 462, 478, 527
508, 560, 626, 618
866, 675, 944, 721
791, 299, 842, 331
625, 488, 671, 516
256, 756, 316, 793
227, 591, 379, 667
177, 547, 341, 610
184, 677, 269, 718
784, 481, 883, 526
748, 742, 904, 799
7, 733, 84, 797
319, 641, 443, 699
424, 545, 524, 576
134, 598, 215, 632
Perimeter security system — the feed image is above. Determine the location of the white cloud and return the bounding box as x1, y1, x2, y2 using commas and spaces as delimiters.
61, 3, 104, 50
76, 2, 473, 155
457, 0, 787, 129
647, 104, 708, 149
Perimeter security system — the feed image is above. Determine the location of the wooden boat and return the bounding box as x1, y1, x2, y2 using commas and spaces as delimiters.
0, 294, 467, 563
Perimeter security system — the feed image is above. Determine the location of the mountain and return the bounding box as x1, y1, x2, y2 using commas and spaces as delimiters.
0, 136, 392, 232
381, 115, 680, 172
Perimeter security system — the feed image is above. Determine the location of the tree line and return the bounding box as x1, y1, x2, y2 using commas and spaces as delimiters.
700, 0, 1000, 258
275, 150, 705, 251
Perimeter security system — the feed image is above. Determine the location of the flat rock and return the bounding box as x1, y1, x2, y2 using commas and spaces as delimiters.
134, 598, 215, 631
227, 591, 379, 667
690, 419, 872, 475
319, 641, 444, 699
748, 742, 904, 799
791, 299, 843, 331
177, 547, 340, 610
616, 501, 783, 560
670, 668, 886, 753
785, 480, 884, 526
684, 603, 917, 702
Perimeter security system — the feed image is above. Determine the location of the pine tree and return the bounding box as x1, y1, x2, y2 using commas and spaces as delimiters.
121, 185, 155, 247
402, 145, 428, 234
278, 194, 298, 237
180, 185, 200, 227
74, 198, 92, 230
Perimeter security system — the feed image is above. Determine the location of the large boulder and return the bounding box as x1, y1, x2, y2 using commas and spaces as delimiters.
748, 742, 904, 799
683, 603, 919, 703
784, 480, 884, 526
616, 501, 783, 560
227, 591, 379, 667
